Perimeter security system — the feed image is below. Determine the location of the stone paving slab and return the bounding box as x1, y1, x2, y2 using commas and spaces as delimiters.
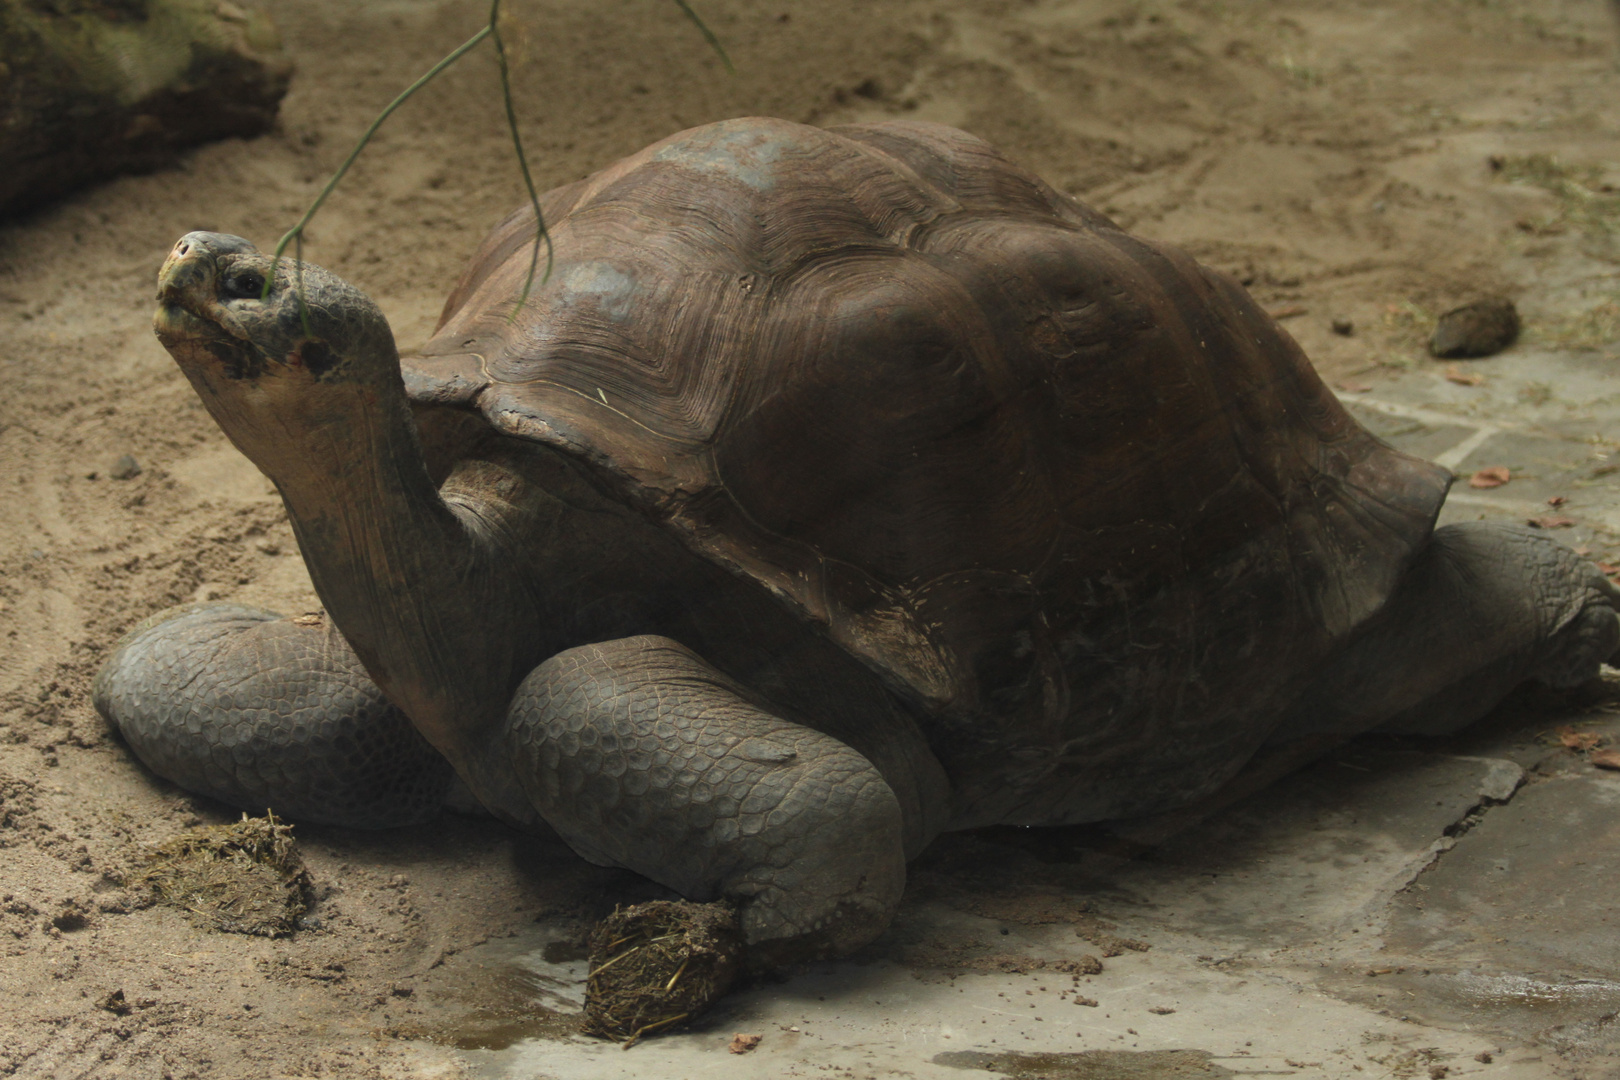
1345, 350, 1620, 548
1088, 750, 1522, 948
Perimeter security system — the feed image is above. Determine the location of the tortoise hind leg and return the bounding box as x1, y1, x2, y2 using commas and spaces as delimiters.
503, 635, 907, 966
1274, 521, 1620, 743
94, 604, 454, 829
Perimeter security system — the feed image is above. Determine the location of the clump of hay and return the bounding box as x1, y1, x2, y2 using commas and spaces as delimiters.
142, 812, 310, 937
584, 899, 743, 1046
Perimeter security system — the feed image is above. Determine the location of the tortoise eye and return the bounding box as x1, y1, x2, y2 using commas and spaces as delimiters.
222, 271, 265, 300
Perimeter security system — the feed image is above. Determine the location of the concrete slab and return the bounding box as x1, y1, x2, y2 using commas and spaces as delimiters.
402, 742, 1592, 1078
1385, 772, 1620, 977
1082, 750, 1523, 949
1345, 360, 1620, 567
454, 934, 1525, 1080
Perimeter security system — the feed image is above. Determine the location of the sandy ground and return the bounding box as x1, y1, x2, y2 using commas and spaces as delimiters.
3, 0, 1620, 1077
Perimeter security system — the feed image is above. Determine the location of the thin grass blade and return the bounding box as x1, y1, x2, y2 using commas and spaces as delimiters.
670, 0, 733, 73
490, 0, 552, 317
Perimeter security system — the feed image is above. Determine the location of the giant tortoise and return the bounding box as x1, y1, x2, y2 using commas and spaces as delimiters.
95, 117, 1620, 966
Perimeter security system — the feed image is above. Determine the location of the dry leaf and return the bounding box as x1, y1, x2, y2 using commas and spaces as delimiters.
1148, 1006, 1177, 1015
1592, 749, 1620, 770
1597, 562, 1620, 576
1548, 495, 1568, 507
1268, 304, 1307, 319
1558, 726, 1602, 752
729, 1033, 763, 1054
1528, 516, 1576, 529
1443, 364, 1484, 386
1469, 466, 1511, 489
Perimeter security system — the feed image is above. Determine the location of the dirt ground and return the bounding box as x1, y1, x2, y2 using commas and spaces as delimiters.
2, 0, 1619, 1077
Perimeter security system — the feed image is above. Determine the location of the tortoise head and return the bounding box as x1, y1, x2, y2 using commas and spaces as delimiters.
153, 232, 401, 449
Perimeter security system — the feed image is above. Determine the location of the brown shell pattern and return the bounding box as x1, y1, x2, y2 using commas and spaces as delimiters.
404, 118, 1448, 823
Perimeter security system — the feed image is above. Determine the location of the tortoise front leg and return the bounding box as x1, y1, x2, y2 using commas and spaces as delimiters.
94, 604, 454, 829
503, 635, 907, 964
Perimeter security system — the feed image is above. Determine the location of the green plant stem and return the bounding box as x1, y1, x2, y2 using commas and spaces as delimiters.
490, 0, 552, 312
270, 23, 492, 269
671, 0, 733, 73
265, 1, 734, 318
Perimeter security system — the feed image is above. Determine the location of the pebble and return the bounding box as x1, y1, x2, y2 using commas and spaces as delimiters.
108, 454, 141, 480
1429, 297, 1520, 358
1331, 317, 1355, 336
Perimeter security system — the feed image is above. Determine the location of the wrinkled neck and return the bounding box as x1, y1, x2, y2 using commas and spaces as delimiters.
221, 369, 521, 765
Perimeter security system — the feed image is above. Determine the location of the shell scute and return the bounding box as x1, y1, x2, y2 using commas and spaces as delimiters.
403, 118, 1448, 823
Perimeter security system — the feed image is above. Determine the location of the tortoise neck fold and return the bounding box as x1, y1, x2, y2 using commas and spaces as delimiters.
261, 366, 522, 764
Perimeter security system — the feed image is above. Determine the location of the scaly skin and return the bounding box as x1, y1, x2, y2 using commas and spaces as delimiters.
94, 604, 451, 829
506, 636, 905, 962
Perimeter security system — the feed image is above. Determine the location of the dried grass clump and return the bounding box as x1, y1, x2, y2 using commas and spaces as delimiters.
584, 899, 743, 1046
142, 812, 310, 937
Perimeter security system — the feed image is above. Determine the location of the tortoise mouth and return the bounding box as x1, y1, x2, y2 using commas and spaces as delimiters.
153, 294, 246, 356
154, 261, 256, 355
154, 296, 209, 339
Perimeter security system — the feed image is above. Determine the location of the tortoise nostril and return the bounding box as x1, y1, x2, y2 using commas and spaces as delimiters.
176, 242, 190, 257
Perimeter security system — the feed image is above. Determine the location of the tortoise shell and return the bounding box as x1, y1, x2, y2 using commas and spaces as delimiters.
403, 118, 1448, 822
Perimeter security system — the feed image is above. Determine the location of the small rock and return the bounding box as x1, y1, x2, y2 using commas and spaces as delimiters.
1477, 760, 1524, 802
254, 539, 281, 555
1073, 996, 1099, 1007
108, 454, 141, 480
1475, 1051, 1493, 1064
1148, 1006, 1177, 1015
1429, 298, 1520, 358
192, 584, 226, 603
729, 1033, 762, 1054
1331, 317, 1355, 336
